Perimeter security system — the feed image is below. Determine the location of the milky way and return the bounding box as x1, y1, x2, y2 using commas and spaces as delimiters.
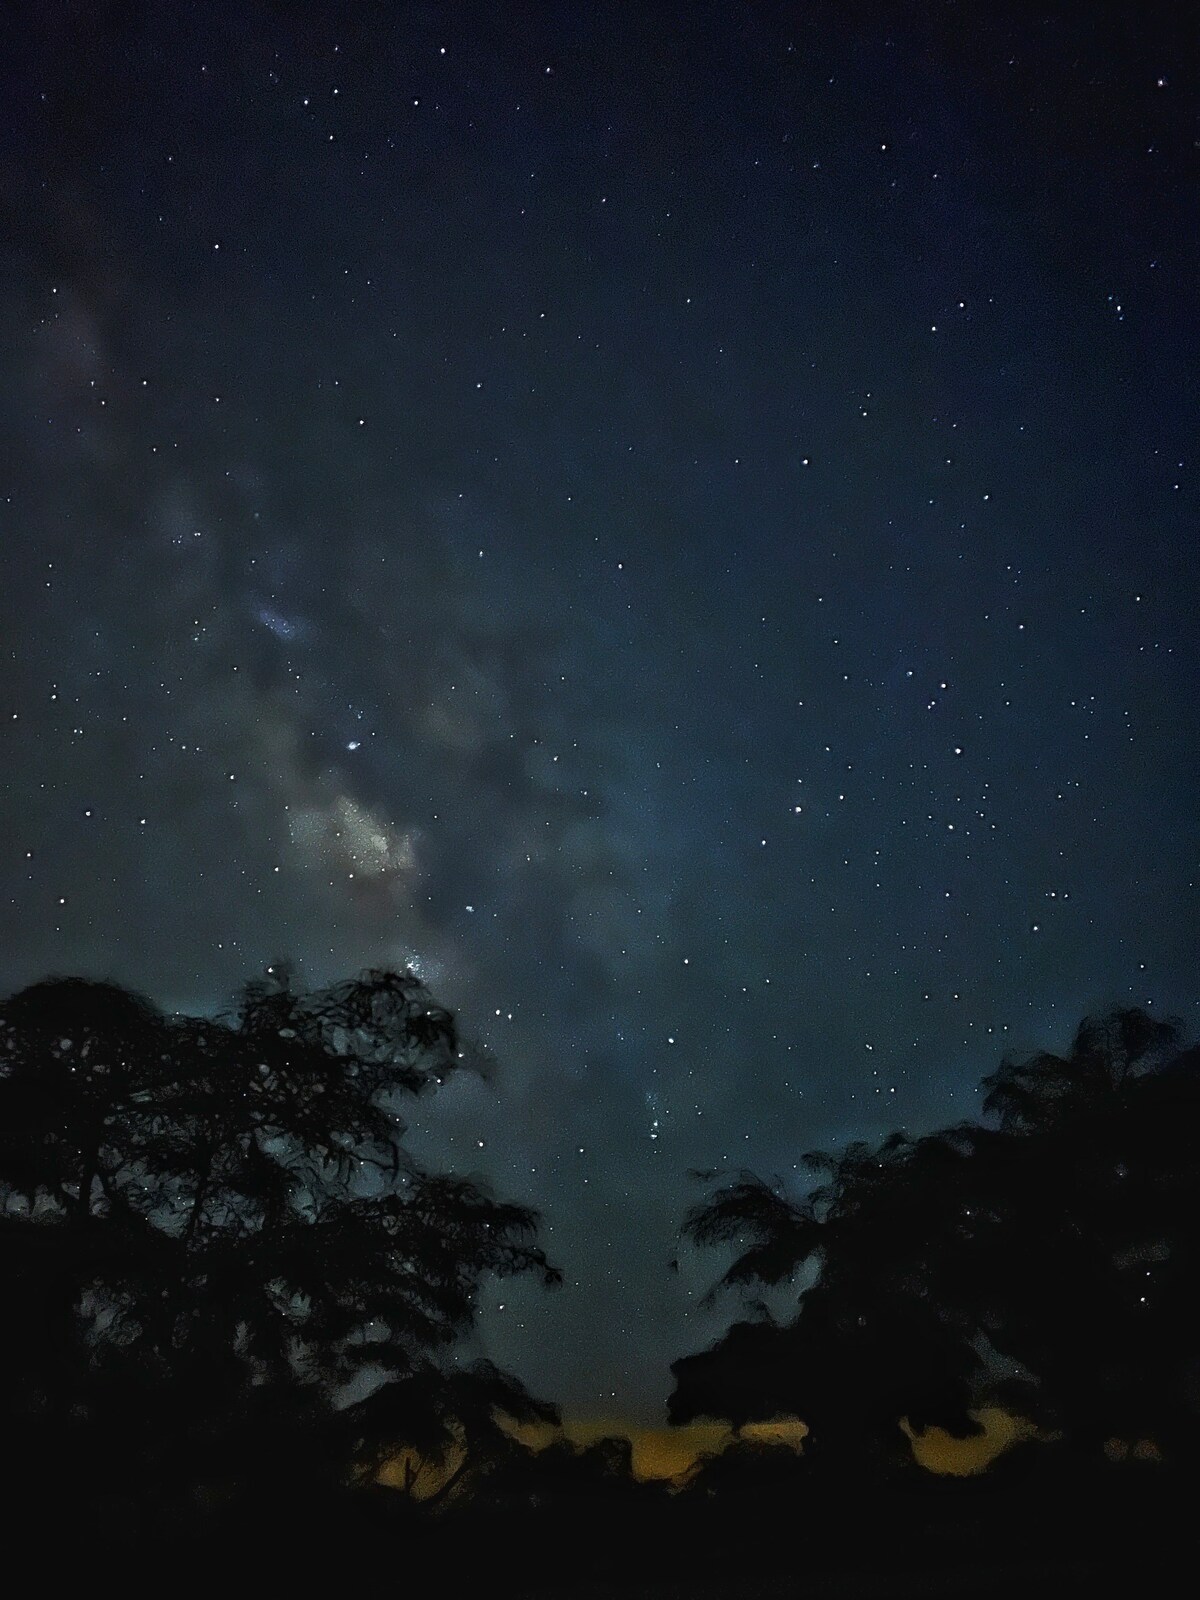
2, 1, 1196, 1418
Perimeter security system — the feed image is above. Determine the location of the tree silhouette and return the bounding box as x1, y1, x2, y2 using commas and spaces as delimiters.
350, 1356, 560, 1506
669, 1315, 804, 1435
0, 966, 560, 1533
674, 1153, 982, 1470
467, 1426, 659, 1533
680, 1434, 809, 1502
673, 1007, 1200, 1474
951, 1011, 1200, 1459
979, 1006, 1179, 1133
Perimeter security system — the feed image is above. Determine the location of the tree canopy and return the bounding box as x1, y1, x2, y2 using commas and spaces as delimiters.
673, 1007, 1200, 1472
0, 966, 560, 1533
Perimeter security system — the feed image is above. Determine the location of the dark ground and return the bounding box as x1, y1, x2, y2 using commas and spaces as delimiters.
51, 1455, 1187, 1598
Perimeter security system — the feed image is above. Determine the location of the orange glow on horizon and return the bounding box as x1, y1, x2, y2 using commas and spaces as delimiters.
556, 1416, 808, 1480
907, 1408, 1036, 1475
378, 1408, 1032, 1499
549, 1408, 1024, 1481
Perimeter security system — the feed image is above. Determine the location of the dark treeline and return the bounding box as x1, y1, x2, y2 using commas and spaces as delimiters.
674, 1005, 1200, 1467
0, 968, 1195, 1592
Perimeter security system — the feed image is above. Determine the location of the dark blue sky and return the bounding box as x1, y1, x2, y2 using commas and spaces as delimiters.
2, 0, 1196, 1420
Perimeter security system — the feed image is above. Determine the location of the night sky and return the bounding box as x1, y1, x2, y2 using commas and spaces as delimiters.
2, 1, 1196, 1425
